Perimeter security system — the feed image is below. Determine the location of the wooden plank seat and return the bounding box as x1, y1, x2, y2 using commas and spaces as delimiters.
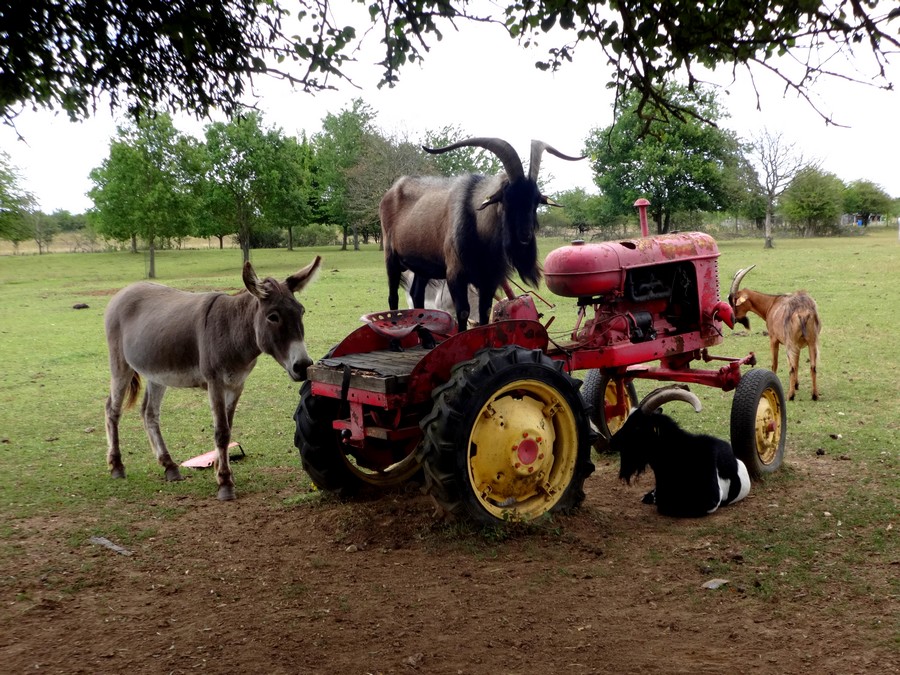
310, 346, 431, 394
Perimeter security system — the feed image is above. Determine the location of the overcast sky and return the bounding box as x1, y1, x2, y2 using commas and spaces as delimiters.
2, 15, 898, 214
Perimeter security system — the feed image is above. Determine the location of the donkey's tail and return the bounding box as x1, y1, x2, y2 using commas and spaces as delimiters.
124, 372, 142, 411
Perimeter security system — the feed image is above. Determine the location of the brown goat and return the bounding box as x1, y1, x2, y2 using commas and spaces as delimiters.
729, 265, 821, 401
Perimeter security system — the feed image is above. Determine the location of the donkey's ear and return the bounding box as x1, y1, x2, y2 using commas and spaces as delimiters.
287, 255, 322, 294
243, 262, 269, 299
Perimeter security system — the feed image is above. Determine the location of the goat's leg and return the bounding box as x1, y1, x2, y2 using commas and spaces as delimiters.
448, 276, 471, 330
409, 274, 429, 309
477, 285, 496, 326
808, 342, 819, 401
141, 381, 183, 482
769, 336, 780, 373
105, 368, 134, 479
786, 346, 801, 401
386, 254, 403, 311
208, 385, 240, 501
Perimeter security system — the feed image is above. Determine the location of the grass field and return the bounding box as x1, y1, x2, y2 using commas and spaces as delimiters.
1, 227, 898, 669
0, 227, 897, 563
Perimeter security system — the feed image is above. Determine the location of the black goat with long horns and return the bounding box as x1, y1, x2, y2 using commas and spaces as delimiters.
610, 386, 751, 518
380, 137, 584, 330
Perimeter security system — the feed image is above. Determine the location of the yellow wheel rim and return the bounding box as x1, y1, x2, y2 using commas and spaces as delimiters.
467, 379, 580, 521
604, 378, 630, 436
755, 385, 784, 465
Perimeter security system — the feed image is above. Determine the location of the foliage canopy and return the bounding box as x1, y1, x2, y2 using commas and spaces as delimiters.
2, 0, 897, 125
585, 84, 742, 233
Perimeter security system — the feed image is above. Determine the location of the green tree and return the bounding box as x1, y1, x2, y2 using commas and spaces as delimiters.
345, 131, 431, 246
585, 84, 741, 234
421, 125, 501, 176
88, 113, 197, 276
0, 150, 34, 242
28, 210, 57, 253
201, 111, 304, 261
843, 180, 893, 226
1, 0, 354, 124
554, 188, 618, 238
47, 209, 87, 233
724, 151, 767, 231
0, 152, 33, 246
747, 129, 806, 248
312, 99, 378, 251
779, 167, 845, 236
4, 2, 895, 129
264, 134, 315, 251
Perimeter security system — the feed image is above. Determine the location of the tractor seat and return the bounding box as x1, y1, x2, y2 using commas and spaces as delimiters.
361, 308, 455, 339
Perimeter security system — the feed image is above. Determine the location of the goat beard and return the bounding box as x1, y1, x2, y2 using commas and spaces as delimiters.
619, 459, 650, 485
509, 238, 542, 288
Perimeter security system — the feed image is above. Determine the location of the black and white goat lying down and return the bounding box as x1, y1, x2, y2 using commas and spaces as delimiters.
610, 387, 751, 517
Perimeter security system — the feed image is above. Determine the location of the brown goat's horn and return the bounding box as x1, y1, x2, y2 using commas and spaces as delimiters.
423, 137, 525, 182
637, 385, 702, 414
729, 265, 757, 301
528, 140, 586, 182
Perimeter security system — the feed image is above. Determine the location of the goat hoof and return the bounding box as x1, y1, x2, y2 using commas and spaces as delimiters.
165, 467, 184, 482
217, 485, 236, 501
110, 466, 126, 479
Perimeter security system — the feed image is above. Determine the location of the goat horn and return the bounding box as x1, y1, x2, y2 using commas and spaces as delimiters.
637, 385, 703, 414
540, 195, 563, 207
729, 265, 757, 301
528, 140, 586, 182
423, 137, 525, 182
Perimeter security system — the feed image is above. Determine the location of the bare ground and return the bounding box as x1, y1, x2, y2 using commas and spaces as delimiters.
2, 454, 897, 675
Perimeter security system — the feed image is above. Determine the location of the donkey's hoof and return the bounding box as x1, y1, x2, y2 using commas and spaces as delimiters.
110, 467, 126, 479
165, 467, 184, 482
217, 486, 236, 501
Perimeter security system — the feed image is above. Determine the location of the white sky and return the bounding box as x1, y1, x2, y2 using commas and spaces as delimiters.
2, 15, 898, 214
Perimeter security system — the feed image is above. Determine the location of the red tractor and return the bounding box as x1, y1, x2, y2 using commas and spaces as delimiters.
294, 203, 786, 525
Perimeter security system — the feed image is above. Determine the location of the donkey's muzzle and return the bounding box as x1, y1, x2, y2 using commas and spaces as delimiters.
290, 359, 312, 381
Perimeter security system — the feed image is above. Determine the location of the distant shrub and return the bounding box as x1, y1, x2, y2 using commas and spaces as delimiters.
293, 224, 340, 247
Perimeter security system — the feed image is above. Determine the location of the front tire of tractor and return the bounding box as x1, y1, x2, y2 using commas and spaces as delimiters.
418, 346, 595, 526
581, 369, 638, 450
730, 368, 786, 479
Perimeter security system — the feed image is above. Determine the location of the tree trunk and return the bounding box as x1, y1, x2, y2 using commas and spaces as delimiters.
352, 223, 359, 251
131, 233, 138, 254
287, 226, 294, 251
217, 235, 224, 249
148, 239, 156, 279
764, 203, 775, 249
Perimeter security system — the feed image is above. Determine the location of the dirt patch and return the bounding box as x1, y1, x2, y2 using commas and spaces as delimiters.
1, 455, 896, 674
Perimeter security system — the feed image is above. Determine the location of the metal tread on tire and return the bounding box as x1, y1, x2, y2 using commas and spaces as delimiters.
418, 345, 595, 525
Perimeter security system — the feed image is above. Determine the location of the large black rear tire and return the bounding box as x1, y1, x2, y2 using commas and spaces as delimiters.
294, 380, 421, 496
418, 346, 594, 525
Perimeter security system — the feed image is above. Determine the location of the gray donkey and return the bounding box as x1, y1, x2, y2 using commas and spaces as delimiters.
104, 257, 321, 500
